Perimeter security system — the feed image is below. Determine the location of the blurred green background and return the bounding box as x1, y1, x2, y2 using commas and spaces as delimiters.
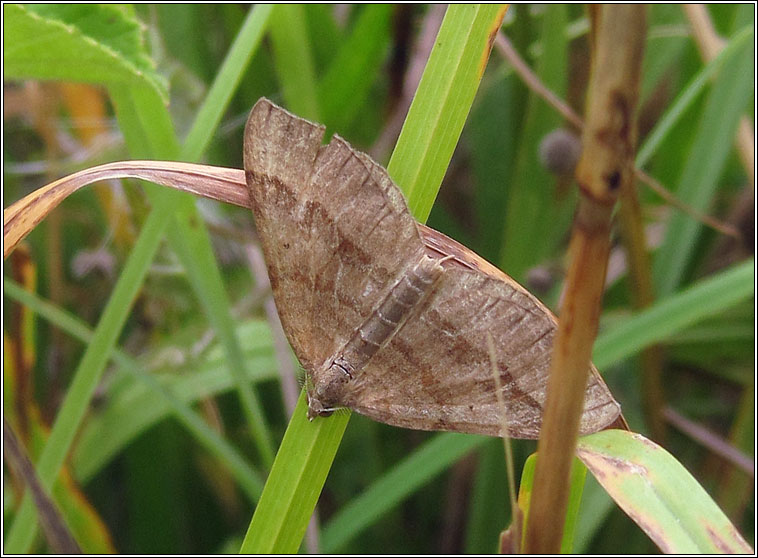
3, 4, 754, 553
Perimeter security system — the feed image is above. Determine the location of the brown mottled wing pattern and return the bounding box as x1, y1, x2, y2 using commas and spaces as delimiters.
244, 99, 423, 372
342, 264, 621, 439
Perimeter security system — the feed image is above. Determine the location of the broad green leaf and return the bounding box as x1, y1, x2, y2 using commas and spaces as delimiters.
577, 430, 753, 553
3, 4, 168, 102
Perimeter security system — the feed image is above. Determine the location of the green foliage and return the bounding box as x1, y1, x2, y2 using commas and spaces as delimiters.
3, 4, 168, 101
3, 4, 753, 554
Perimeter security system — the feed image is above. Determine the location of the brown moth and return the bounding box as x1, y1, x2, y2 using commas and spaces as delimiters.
244, 98, 621, 439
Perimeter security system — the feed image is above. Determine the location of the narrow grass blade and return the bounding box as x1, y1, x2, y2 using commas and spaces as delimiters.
594, 259, 754, 370
4, 278, 269, 502
181, 4, 274, 161
162, 222, 276, 466
517, 454, 587, 553
114, 23, 280, 466
321, 433, 487, 552
388, 4, 508, 221
268, 4, 320, 120
238, 393, 349, 553
652, 28, 753, 296
577, 430, 753, 553
636, 25, 754, 168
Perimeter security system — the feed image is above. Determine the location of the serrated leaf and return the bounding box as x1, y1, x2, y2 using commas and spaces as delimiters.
3, 4, 168, 102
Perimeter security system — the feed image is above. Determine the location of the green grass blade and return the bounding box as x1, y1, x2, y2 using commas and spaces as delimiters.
561, 458, 587, 553
487, 452, 585, 553
594, 259, 754, 370
163, 223, 276, 466
181, 4, 274, 161
321, 433, 487, 552
636, 25, 754, 168
112, 24, 279, 467
388, 4, 508, 221
268, 4, 320, 120
238, 393, 349, 553
174, 7, 279, 464
652, 28, 754, 296
3, 280, 266, 503
3, 201, 175, 553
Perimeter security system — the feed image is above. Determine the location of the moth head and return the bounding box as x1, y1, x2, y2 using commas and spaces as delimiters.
306, 358, 352, 420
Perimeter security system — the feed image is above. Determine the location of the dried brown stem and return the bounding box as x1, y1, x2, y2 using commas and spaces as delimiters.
524, 6, 646, 553
3, 418, 82, 554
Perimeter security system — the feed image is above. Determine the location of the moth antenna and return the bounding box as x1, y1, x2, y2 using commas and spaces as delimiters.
331, 406, 351, 417
487, 331, 523, 552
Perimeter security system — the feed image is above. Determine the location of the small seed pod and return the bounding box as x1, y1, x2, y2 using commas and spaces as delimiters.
538, 128, 582, 176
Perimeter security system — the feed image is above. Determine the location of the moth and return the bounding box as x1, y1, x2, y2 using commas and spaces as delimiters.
244, 98, 621, 439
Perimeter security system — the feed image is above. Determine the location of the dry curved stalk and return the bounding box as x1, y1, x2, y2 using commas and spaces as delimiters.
3, 161, 248, 259
524, 6, 646, 553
